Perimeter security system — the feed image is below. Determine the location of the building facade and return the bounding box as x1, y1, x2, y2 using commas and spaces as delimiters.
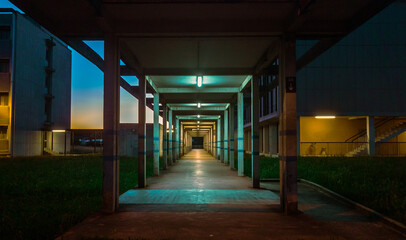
243, 1, 406, 157
0, 10, 71, 156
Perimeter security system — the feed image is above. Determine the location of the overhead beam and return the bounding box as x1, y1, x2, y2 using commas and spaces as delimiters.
146, 76, 159, 93
119, 40, 144, 79
177, 116, 220, 120
239, 75, 252, 92
158, 87, 239, 93
138, 68, 254, 76
253, 39, 280, 74
67, 40, 141, 100
168, 106, 228, 111
163, 98, 236, 104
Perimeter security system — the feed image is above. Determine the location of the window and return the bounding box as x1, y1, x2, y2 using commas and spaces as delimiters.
0, 59, 9, 73
0, 93, 8, 106
0, 126, 7, 139
0, 27, 10, 40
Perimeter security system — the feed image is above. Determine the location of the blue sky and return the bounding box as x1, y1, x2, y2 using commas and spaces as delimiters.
1, 0, 155, 129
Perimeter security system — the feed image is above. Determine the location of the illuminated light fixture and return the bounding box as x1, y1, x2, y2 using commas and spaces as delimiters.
315, 116, 336, 119
197, 115, 200, 118
196, 76, 203, 88
197, 121, 200, 124
197, 102, 201, 108
52, 130, 66, 133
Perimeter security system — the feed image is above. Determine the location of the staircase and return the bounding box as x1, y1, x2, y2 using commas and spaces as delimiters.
345, 118, 406, 157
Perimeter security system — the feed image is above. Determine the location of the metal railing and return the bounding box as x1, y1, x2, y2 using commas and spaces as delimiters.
300, 142, 406, 157
300, 142, 368, 156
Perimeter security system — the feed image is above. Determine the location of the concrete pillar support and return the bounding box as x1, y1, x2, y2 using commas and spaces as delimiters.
237, 92, 244, 176
224, 109, 229, 164
162, 100, 168, 170
367, 116, 375, 156
251, 75, 260, 188
138, 75, 147, 188
176, 118, 180, 160
153, 93, 160, 176
278, 36, 298, 215
168, 109, 173, 165
229, 103, 235, 169
102, 33, 120, 213
217, 118, 221, 160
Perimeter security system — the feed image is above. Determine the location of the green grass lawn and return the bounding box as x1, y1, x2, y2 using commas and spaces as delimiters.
0, 156, 159, 240
238, 154, 406, 223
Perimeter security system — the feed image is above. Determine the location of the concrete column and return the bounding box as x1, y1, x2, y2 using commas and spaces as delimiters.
180, 122, 183, 156
279, 36, 298, 214
176, 118, 180, 160
102, 33, 120, 213
367, 116, 375, 156
162, 100, 168, 169
251, 75, 260, 188
217, 118, 221, 160
138, 75, 147, 188
237, 92, 244, 176
168, 109, 173, 165
224, 109, 229, 164
229, 103, 235, 169
153, 93, 160, 176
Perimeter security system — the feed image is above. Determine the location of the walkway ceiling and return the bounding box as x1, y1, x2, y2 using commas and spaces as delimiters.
10, 0, 394, 127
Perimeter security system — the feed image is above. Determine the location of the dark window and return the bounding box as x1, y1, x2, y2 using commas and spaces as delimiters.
0, 59, 9, 73
0, 93, 8, 106
0, 27, 10, 40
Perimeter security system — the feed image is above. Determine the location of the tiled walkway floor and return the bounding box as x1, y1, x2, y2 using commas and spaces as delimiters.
59, 150, 405, 240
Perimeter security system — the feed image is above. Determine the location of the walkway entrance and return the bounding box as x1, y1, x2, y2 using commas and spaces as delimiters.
120, 149, 279, 206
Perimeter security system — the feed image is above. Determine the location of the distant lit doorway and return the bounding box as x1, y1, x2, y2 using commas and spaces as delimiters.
192, 137, 203, 149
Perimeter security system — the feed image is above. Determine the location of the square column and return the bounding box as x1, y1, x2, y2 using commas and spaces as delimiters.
168, 109, 173, 165
176, 118, 180, 160
153, 93, 160, 176
279, 36, 298, 214
367, 116, 375, 156
237, 92, 244, 176
229, 103, 235, 169
217, 118, 221, 160
251, 75, 260, 188
102, 33, 120, 213
138, 75, 147, 188
224, 109, 229, 164
162, 100, 168, 170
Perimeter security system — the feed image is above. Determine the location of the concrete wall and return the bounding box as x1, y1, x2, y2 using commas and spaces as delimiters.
297, 1, 406, 117
12, 13, 71, 156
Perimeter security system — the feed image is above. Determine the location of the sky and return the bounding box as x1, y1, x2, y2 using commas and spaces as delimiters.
1, 0, 156, 129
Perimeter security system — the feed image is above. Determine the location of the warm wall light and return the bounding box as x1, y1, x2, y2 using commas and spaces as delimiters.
196, 76, 203, 88
52, 130, 66, 133
197, 121, 200, 123
315, 116, 336, 119
197, 102, 201, 108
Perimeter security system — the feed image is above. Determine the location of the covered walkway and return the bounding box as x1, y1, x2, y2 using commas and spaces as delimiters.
119, 149, 279, 205
59, 149, 404, 240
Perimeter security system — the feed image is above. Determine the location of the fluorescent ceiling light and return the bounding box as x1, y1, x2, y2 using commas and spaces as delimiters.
197, 102, 201, 108
52, 130, 66, 133
196, 76, 203, 88
197, 115, 200, 118
315, 116, 336, 119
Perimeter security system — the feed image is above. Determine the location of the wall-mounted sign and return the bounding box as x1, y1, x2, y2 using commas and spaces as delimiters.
286, 77, 296, 93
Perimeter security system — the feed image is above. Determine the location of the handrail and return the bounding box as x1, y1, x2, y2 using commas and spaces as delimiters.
345, 117, 395, 142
